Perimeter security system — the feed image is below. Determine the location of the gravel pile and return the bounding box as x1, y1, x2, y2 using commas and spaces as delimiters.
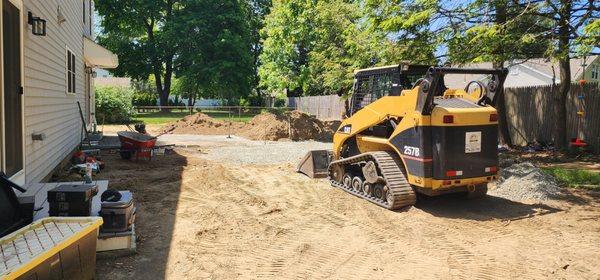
197, 140, 332, 165
490, 162, 564, 201
158, 134, 332, 165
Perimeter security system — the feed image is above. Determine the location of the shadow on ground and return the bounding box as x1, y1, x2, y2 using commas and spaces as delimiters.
92, 150, 188, 280
415, 193, 562, 221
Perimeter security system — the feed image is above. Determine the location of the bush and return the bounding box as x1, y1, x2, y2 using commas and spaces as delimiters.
274, 97, 286, 107
95, 86, 135, 124
133, 91, 157, 106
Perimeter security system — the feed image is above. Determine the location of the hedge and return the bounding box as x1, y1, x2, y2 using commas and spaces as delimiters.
95, 86, 135, 124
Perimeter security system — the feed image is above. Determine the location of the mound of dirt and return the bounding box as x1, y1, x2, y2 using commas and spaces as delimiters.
490, 162, 564, 201
162, 110, 336, 141
162, 113, 244, 135
240, 110, 334, 141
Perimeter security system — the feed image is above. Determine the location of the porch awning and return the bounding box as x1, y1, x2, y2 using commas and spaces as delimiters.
83, 37, 119, 69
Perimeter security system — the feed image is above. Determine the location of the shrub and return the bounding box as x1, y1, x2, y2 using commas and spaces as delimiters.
274, 97, 286, 107
95, 86, 135, 124
133, 91, 157, 106
239, 97, 251, 107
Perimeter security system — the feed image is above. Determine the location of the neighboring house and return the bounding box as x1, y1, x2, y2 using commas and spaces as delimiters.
445, 56, 600, 89
156, 96, 222, 107
1, 0, 117, 185
95, 77, 132, 88
94, 69, 132, 88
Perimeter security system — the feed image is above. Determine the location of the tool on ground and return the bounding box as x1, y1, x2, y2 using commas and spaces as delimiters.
77, 101, 92, 147
298, 64, 508, 210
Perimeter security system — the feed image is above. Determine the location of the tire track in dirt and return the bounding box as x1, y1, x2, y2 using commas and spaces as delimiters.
218, 164, 527, 279
224, 166, 397, 279
98, 148, 600, 280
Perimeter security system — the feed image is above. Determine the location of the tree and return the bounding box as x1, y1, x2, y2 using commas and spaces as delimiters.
96, 0, 181, 109
174, 0, 255, 103
259, 0, 407, 97
364, 0, 439, 63
440, 0, 551, 146
512, 0, 598, 149
309, 0, 400, 96
259, 0, 317, 96
366, 0, 598, 149
248, 0, 273, 100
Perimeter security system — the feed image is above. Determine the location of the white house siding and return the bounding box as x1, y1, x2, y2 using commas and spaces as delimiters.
23, 0, 91, 184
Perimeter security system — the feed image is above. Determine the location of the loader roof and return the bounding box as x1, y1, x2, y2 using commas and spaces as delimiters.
354, 64, 431, 77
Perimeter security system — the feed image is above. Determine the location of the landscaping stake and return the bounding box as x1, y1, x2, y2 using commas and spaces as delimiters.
228, 109, 232, 139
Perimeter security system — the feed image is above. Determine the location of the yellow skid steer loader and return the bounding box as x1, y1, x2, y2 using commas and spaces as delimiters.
298, 64, 508, 210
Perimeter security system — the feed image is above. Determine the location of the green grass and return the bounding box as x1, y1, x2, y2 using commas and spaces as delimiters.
133, 111, 190, 124
133, 110, 255, 124
542, 167, 600, 191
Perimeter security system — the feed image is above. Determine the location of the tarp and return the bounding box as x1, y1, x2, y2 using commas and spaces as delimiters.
83, 37, 119, 69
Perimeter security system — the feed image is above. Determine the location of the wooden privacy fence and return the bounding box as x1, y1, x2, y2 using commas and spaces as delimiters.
287, 83, 600, 152
504, 83, 600, 153
287, 95, 345, 120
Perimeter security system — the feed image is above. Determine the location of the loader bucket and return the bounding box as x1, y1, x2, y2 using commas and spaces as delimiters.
297, 150, 332, 178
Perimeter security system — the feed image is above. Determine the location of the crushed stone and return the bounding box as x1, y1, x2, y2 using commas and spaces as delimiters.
490, 162, 564, 201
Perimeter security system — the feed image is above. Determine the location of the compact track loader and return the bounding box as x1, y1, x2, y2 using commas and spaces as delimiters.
298, 64, 508, 210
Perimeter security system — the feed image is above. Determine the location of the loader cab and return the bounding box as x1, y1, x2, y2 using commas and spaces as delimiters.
349, 64, 429, 116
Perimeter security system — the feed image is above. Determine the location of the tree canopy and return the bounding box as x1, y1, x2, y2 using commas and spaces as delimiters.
96, 0, 255, 106
97, 0, 599, 133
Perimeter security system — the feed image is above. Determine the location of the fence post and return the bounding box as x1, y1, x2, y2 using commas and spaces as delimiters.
317, 97, 320, 118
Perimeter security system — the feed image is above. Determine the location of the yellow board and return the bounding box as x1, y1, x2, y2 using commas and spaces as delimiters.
0, 217, 103, 280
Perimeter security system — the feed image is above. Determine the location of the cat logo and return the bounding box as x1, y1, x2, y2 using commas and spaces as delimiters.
339, 125, 352, 134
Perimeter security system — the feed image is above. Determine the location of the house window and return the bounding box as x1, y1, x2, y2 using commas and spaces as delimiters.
66, 49, 76, 94
592, 65, 599, 80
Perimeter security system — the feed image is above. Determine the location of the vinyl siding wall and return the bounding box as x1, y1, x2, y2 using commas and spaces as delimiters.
23, 0, 91, 184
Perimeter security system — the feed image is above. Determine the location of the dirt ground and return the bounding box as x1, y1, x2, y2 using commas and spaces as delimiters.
92, 137, 600, 280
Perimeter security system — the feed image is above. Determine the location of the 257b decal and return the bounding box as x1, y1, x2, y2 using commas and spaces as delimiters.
403, 146, 420, 157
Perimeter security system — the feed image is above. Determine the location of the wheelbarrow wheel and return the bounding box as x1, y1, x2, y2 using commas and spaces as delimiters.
120, 150, 133, 160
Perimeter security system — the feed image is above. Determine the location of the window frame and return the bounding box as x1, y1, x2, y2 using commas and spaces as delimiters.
65, 47, 76, 94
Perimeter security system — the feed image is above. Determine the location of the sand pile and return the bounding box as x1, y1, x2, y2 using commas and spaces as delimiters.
163, 110, 336, 141
490, 162, 564, 201
240, 110, 334, 141
162, 113, 244, 135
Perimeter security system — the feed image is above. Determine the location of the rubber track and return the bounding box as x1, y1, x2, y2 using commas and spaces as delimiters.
328, 151, 416, 210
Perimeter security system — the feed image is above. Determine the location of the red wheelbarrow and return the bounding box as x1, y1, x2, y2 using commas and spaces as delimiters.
117, 131, 157, 160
